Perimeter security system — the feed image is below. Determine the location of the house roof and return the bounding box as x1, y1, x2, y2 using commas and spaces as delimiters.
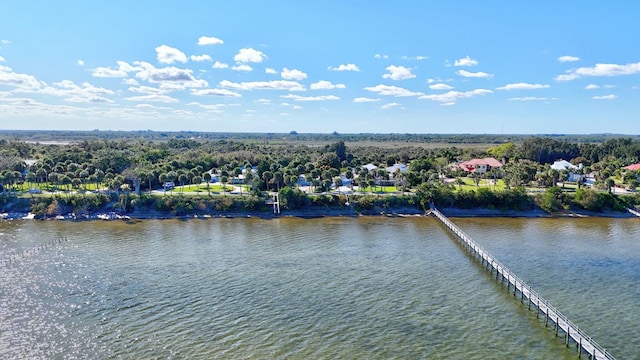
362, 163, 378, 171
624, 163, 640, 171
459, 157, 503, 169
550, 160, 579, 171
386, 163, 408, 173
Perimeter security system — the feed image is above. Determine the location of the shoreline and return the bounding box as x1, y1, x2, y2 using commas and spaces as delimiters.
1, 206, 637, 221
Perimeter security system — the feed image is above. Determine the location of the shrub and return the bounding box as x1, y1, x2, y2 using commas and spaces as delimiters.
278, 187, 310, 210
535, 187, 565, 212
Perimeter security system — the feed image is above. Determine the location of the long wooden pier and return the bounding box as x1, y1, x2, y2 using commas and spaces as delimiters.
428, 206, 616, 360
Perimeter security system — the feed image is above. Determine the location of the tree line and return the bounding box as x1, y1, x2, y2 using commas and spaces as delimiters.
0, 134, 639, 216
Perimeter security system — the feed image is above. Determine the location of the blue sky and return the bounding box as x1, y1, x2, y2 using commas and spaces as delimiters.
1, 1, 639, 134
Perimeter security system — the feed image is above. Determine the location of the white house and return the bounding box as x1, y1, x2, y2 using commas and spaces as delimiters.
362, 163, 378, 172
385, 163, 408, 173
550, 160, 584, 182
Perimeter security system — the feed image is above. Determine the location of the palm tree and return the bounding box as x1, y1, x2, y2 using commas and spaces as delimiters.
262, 171, 273, 191
25, 172, 36, 190
345, 170, 354, 190
88, 174, 98, 192
605, 178, 615, 193
549, 168, 560, 187
159, 173, 168, 195
192, 175, 202, 192
220, 175, 229, 196
559, 171, 569, 189
48, 172, 60, 194
203, 172, 212, 195
94, 169, 105, 190
273, 171, 283, 191
35, 168, 47, 187
367, 178, 375, 194
178, 173, 188, 193
79, 170, 90, 191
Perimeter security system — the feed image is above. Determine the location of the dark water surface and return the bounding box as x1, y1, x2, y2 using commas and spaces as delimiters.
1, 217, 638, 359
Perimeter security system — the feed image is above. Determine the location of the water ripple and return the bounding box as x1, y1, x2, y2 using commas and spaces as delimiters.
0, 218, 638, 359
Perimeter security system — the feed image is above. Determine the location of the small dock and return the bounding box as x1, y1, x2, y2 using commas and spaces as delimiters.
429, 206, 615, 360
265, 193, 280, 214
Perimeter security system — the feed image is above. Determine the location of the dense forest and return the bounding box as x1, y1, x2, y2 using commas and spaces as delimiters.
0, 131, 639, 218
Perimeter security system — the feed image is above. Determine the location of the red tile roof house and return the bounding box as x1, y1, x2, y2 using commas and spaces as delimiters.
624, 163, 640, 171
458, 158, 503, 174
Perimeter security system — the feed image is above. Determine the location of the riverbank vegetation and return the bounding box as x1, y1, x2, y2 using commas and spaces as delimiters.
1, 132, 639, 218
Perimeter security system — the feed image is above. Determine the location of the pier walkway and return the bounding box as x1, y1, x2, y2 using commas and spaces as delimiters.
628, 207, 640, 217
428, 206, 615, 360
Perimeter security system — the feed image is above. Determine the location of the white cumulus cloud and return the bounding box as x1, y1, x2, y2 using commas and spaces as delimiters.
429, 83, 453, 90
454, 56, 478, 67
353, 97, 381, 103
190, 54, 212, 62
555, 61, 640, 81
592, 94, 617, 100
585, 84, 600, 90
281, 68, 307, 80
212, 61, 229, 69
328, 63, 360, 71
0, 65, 43, 89
232, 64, 253, 72
496, 82, 550, 90
188, 102, 239, 112
419, 89, 492, 104
281, 94, 339, 101
382, 65, 415, 80
402, 55, 428, 61
310, 80, 345, 90
198, 36, 224, 46
265, 68, 277, 74
364, 84, 424, 97
134, 61, 208, 89
381, 102, 402, 110
122, 78, 139, 85
280, 102, 302, 109
191, 88, 242, 97
125, 94, 179, 103
36, 80, 115, 103
374, 54, 388, 59
220, 80, 305, 91
234, 48, 266, 63
156, 45, 188, 64
558, 55, 580, 63
92, 61, 139, 78
457, 70, 493, 78
128, 85, 165, 94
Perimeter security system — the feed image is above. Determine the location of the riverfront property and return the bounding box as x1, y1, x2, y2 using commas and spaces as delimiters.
1, 217, 638, 359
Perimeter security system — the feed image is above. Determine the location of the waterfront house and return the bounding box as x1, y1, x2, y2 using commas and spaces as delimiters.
624, 163, 640, 171
550, 160, 584, 182
458, 158, 503, 174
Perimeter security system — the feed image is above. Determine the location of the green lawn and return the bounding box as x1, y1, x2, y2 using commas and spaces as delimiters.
451, 177, 506, 192
358, 185, 402, 193
174, 183, 245, 193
